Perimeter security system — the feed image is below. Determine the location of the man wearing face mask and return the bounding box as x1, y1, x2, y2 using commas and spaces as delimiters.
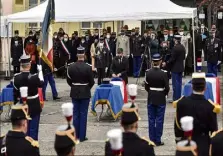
162, 35, 185, 102
91, 38, 99, 72
160, 29, 171, 79
141, 30, 151, 70
71, 31, 80, 63
59, 34, 71, 78
11, 30, 23, 74
205, 29, 222, 76
105, 32, 114, 77
168, 29, 175, 50
116, 30, 130, 57
53, 32, 60, 76
92, 29, 99, 41
111, 48, 129, 84
111, 32, 117, 57
84, 32, 92, 64
130, 29, 143, 77
24, 30, 35, 51
199, 24, 209, 60
93, 36, 109, 85
149, 32, 159, 56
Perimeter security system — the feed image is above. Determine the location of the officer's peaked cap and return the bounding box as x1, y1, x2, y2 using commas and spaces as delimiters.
174, 35, 182, 40
20, 54, 31, 65
191, 72, 206, 89
121, 103, 141, 125
152, 53, 162, 61
54, 125, 79, 155
77, 46, 85, 55
11, 104, 31, 121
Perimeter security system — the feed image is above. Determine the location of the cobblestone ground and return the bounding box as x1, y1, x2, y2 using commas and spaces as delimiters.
0, 75, 222, 156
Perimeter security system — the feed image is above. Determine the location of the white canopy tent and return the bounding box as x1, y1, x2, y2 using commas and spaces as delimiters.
6, 0, 197, 23
4, 0, 198, 77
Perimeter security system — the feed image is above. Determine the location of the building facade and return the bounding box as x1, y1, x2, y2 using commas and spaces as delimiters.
9, 0, 120, 37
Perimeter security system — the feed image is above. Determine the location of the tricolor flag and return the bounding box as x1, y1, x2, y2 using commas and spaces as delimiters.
39, 0, 55, 70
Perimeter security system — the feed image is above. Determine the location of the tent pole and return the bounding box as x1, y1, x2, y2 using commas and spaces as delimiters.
113, 21, 114, 32
192, 17, 196, 72
7, 22, 11, 79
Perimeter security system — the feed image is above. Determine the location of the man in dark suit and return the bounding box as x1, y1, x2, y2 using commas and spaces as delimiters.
162, 35, 185, 101
11, 30, 23, 74
111, 48, 129, 84
71, 31, 80, 63
105, 32, 115, 77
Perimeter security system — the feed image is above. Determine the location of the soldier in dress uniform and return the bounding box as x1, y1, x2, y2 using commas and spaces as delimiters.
116, 30, 130, 56
210, 128, 223, 156
162, 35, 185, 102
130, 28, 143, 77
205, 29, 222, 76
105, 102, 155, 156
13, 54, 44, 140
173, 72, 220, 156
111, 48, 129, 84
175, 116, 198, 156
54, 103, 79, 156
145, 53, 170, 146
0, 104, 40, 156
93, 36, 110, 85
11, 30, 23, 74
66, 47, 95, 142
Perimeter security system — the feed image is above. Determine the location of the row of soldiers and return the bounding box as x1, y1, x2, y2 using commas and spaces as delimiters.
1, 73, 223, 156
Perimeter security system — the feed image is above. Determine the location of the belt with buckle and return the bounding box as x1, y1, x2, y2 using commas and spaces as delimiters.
150, 87, 165, 91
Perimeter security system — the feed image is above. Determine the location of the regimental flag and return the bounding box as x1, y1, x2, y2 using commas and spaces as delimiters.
39, 0, 55, 69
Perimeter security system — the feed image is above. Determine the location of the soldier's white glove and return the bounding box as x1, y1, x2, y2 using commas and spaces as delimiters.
141, 44, 144, 47
37, 65, 42, 72
38, 71, 44, 81
54, 68, 58, 71
105, 67, 108, 72
131, 54, 133, 58
10, 58, 12, 63
141, 54, 144, 58
217, 61, 221, 65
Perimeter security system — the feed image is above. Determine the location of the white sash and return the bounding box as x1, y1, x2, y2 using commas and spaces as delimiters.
61, 41, 70, 59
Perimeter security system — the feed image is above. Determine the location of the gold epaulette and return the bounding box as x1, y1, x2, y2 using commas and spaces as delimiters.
208, 99, 221, 114
141, 137, 156, 146
211, 129, 223, 138
172, 96, 184, 108
25, 136, 39, 148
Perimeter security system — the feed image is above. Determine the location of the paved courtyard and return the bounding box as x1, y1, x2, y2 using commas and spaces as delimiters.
0, 75, 223, 156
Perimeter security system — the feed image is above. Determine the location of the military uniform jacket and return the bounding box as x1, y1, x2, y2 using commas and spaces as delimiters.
11, 37, 23, 66
110, 56, 129, 84
0, 131, 40, 156
13, 72, 43, 117
130, 35, 143, 56
167, 43, 185, 73
205, 38, 222, 64
174, 94, 218, 156
211, 129, 223, 156
116, 35, 130, 56
105, 132, 155, 156
67, 60, 95, 99
145, 67, 170, 105
175, 94, 218, 138
94, 46, 109, 68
